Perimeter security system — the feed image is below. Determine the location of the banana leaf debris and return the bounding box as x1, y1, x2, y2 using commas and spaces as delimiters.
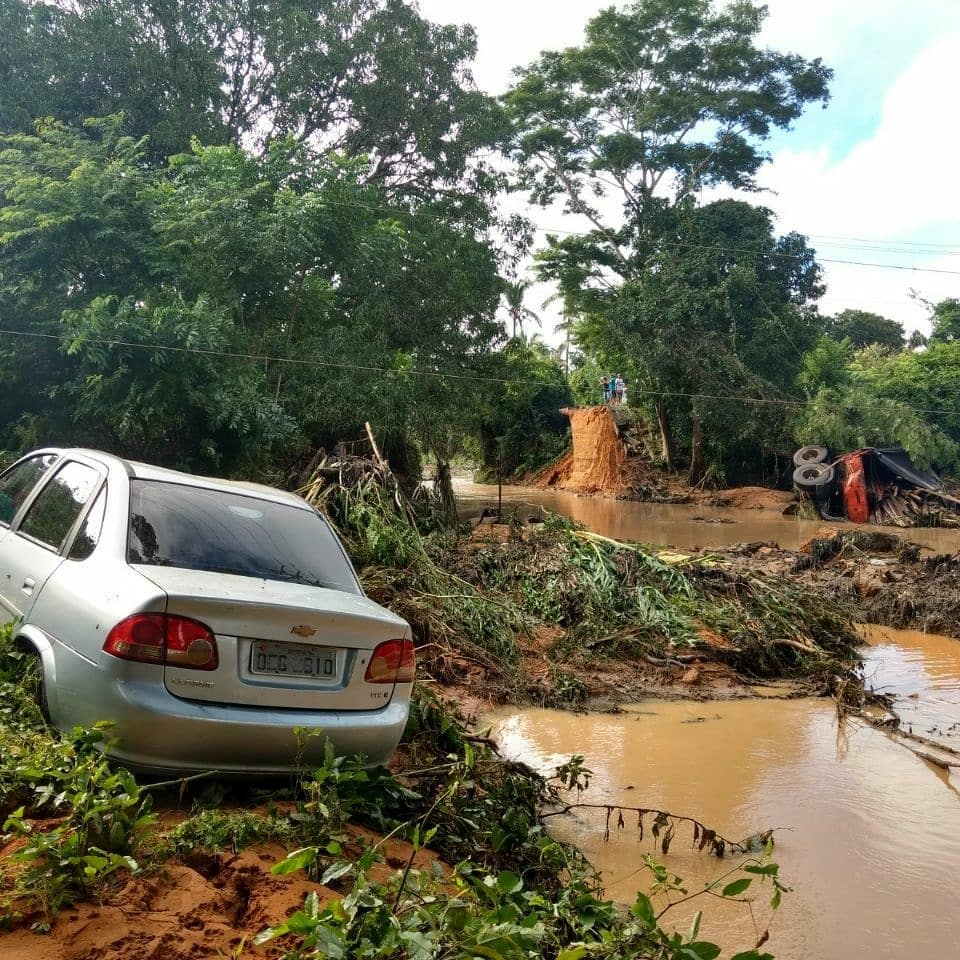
792, 445, 960, 528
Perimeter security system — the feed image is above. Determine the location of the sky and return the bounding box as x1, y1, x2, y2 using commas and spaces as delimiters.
417, 0, 960, 341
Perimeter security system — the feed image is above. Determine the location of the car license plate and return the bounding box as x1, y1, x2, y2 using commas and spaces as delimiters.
249, 641, 336, 680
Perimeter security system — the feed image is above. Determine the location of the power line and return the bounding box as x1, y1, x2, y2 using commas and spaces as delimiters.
530, 224, 960, 276
100, 184, 960, 275
4, 325, 960, 420
806, 233, 960, 251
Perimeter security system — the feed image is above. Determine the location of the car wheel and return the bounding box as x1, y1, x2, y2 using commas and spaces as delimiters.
793, 463, 835, 490
793, 445, 829, 468
20, 646, 50, 723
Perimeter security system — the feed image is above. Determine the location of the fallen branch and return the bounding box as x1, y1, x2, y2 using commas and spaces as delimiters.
769, 637, 824, 657
541, 801, 773, 857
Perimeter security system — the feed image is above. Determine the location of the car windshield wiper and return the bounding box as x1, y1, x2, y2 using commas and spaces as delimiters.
184, 563, 325, 588
267, 570, 324, 588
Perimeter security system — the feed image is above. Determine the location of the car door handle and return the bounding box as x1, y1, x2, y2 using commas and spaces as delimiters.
22, 577, 36, 596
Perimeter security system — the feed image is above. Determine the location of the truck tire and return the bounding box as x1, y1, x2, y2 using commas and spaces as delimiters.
793, 463, 835, 490
793, 445, 829, 468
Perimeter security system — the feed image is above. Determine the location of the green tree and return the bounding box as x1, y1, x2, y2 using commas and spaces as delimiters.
475, 339, 572, 478
567, 200, 824, 479
928, 298, 960, 345
0, 118, 506, 474
797, 336, 854, 397
796, 385, 958, 472
795, 337, 960, 473
0, 0, 505, 193
825, 309, 905, 350
501, 279, 541, 339
505, 0, 831, 478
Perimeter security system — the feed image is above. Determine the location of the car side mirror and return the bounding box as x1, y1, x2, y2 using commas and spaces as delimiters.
0, 493, 12, 524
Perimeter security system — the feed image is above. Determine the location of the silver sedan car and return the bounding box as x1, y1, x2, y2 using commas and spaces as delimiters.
0, 448, 414, 773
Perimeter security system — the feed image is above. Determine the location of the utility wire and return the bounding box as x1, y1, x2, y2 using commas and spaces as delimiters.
124, 188, 960, 275
805, 233, 960, 251
530, 225, 960, 276
4, 325, 960, 420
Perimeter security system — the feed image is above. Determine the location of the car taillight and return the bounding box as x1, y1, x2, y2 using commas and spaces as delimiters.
103, 614, 218, 671
365, 639, 415, 684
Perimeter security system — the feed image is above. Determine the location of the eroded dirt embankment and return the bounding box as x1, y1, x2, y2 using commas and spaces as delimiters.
698, 527, 960, 640
530, 406, 795, 509
533, 406, 625, 495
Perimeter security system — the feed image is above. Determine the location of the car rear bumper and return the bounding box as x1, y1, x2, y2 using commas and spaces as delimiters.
100, 678, 409, 773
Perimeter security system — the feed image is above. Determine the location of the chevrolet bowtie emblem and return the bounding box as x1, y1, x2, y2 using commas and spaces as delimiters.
291, 624, 317, 638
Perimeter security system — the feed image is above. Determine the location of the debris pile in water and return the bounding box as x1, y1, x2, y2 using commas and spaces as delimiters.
296, 447, 861, 703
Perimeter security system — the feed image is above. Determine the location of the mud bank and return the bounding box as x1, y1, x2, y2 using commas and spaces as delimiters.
700, 528, 960, 641
529, 405, 795, 509
1, 831, 442, 960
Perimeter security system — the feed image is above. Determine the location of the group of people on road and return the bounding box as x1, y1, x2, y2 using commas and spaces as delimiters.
600, 374, 627, 406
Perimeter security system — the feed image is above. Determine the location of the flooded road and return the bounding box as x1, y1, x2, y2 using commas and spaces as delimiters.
455, 479, 960, 553
466, 481, 960, 957
493, 626, 960, 959
862, 626, 960, 750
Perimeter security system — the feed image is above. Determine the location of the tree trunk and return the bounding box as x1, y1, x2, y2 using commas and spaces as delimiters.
688, 415, 706, 486
655, 399, 676, 470
434, 459, 458, 523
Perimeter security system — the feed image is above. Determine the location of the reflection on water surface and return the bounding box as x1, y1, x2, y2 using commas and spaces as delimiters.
456, 480, 960, 553
493, 689, 960, 959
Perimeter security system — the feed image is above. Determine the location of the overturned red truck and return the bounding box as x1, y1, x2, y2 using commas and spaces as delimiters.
792, 446, 960, 527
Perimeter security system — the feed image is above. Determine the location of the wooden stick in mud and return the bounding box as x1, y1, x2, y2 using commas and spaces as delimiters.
365, 421, 387, 470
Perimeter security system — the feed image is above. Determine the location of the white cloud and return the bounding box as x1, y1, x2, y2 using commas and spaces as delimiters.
755, 35, 960, 331
418, 1, 960, 339
417, 0, 608, 93
760, 0, 960, 60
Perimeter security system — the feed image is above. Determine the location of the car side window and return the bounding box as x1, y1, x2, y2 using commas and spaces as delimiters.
19, 461, 101, 551
0, 454, 58, 527
68, 488, 107, 561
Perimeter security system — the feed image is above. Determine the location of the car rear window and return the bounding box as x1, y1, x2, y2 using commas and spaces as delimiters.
127, 480, 361, 594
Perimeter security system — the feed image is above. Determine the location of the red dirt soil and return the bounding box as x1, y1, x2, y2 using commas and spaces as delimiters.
531, 406, 795, 510
0, 831, 444, 960
712, 486, 795, 511
531, 407, 625, 496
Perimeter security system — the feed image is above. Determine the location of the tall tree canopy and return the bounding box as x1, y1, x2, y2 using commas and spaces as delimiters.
825, 309, 905, 351
0, 0, 505, 198
506, 0, 832, 476
0, 2, 575, 481
0, 118, 507, 473
928, 298, 960, 345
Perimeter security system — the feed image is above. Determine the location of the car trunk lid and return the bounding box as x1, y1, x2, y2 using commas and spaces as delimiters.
134, 566, 408, 711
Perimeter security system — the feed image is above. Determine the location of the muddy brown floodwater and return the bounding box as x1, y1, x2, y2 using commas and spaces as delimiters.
455, 480, 960, 553
464, 482, 960, 957
493, 628, 960, 959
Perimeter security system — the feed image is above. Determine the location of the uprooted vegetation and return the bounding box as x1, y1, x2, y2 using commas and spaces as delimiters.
303, 463, 862, 706
0, 465, 862, 956
0, 626, 788, 959
749, 527, 960, 639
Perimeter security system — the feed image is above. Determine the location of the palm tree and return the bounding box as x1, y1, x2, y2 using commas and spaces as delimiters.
502, 279, 541, 339
542, 291, 577, 375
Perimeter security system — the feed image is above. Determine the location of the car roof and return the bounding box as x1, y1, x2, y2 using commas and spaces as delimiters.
48, 448, 310, 510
